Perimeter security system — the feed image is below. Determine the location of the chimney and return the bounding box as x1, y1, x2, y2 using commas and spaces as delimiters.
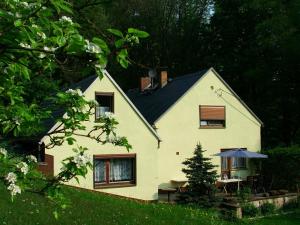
160, 71, 168, 88
140, 76, 151, 92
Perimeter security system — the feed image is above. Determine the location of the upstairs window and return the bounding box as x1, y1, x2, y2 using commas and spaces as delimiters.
95, 92, 114, 119
199, 105, 225, 128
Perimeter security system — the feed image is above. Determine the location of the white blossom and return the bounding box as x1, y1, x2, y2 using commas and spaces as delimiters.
0, 147, 7, 158
85, 40, 101, 54
6, 172, 17, 183
72, 154, 90, 168
7, 183, 21, 196
38, 53, 46, 58
15, 13, 21, 18
59, 16, 73, 24
19, 43, 31, 49
105, 135, 122, 144
26, 155, 37, 163
20, 1, 29, 8
38, 32, 46, 39
66, 88, 83, 97
17, 162, 29, 175
32, 24, 38, 28
104, 112, 115, 119
90, 100, 99, 106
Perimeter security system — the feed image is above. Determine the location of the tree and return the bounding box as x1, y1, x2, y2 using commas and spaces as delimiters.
71, 0, 213, 89
181, 143, 218, 206
0, 0, 148, 216
208, 0, 300, 147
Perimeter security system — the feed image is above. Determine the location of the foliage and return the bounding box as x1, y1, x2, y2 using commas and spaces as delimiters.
261, 146, 300, 190
75, 0, 300, 148
260, 202, 276, 215
282, 197, 300, 211
179, 143, 218, 207
242, 203, 260, 217
209, 0, 300, 147
236, 187, 252, 203
0, 0, 147, 215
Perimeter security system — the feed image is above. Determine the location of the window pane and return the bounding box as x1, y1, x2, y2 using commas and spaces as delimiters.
221, 157, 228, 170
109, 158, 133, 182
200, 120, 208, 126
232, 157, 246, 168
94, 159, 106, 183
96, 106, 110, 118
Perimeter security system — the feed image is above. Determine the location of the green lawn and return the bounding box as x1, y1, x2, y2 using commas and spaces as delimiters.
0, 184, 299, 225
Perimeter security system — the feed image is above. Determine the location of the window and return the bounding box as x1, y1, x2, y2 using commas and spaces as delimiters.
199, 105, 225, 128
221, 156, 228, 170
220, 148, 247, 178
95, 93, 114, 119
232, 157, 246, 169
94, 154, 136, 188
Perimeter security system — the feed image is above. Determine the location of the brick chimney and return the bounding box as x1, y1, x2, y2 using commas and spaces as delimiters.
140, 76, 151, 92
160, 71, 168, 88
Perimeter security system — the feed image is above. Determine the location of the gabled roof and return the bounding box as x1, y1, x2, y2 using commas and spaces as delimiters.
42, 75, 98, 133
41, 71, 161, 142
127, 69, 208, 124
127, 68, 263, 126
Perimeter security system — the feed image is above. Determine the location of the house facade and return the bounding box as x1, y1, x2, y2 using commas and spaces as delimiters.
40, 71, 160, 201
128, 68, 262, 189
40, 68, 262, 200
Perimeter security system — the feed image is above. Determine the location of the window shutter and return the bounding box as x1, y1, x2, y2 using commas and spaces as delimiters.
200, 106, 225, 120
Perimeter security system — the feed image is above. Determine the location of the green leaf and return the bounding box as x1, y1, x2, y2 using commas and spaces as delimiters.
128, 28, 149, 38
50, 0, 73, 14
92, 37, 110, 54
53, 211, 59, 219
66, 137, 76, 145
14, 20, 22, 27
114, 39, 125, 48
107, 28, 123, 38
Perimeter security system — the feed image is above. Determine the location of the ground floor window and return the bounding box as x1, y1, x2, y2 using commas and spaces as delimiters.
231, 157, 246, 169
220, 148, 247, 179
94, 154, 136, 188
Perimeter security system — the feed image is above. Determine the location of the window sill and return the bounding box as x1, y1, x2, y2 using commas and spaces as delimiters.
94, 182, 136, 189
199, 126, 225, 129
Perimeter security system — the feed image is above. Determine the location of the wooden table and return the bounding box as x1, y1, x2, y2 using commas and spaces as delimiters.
217, 179, 243, 194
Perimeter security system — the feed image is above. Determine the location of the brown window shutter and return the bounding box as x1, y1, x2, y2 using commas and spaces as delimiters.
200, 106, 225, 120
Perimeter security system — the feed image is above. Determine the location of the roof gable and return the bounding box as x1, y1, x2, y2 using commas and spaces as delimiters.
127, 68, 263, 126
42, 71, 160, 142
127, 69, 208, 124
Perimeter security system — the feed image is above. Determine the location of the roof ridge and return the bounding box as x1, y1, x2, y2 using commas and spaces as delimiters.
171, 69, 208, 81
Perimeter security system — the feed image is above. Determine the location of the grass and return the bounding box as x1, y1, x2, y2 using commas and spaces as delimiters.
0, 183, 299, 225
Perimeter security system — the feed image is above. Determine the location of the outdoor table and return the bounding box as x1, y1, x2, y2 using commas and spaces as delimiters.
217, 178, 243, 194
170, 178, 188, 192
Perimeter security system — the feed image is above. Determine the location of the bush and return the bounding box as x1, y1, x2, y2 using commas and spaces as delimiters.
261, 146, 300, 190
237, 187, 252, 203
242, 203, 260, 217
260, 202, 276, 215
282, 197, 300, 211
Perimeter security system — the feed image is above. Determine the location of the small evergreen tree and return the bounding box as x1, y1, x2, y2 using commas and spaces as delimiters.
181, 143, 218, 205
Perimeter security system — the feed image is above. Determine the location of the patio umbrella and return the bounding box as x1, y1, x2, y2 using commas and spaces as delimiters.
214, 149, 268, 191
214, 148, 268, 158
